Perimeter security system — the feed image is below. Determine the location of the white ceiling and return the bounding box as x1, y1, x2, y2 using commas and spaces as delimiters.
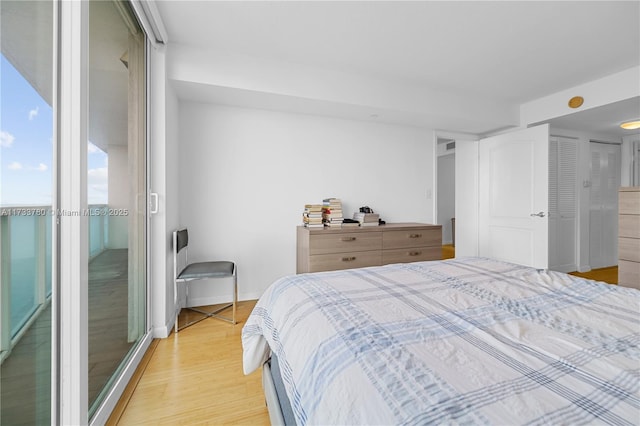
156, 1, 640, 136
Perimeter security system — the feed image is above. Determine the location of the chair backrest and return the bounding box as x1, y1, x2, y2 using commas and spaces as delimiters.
174, 228, 189, 279
176, 228, 189, 253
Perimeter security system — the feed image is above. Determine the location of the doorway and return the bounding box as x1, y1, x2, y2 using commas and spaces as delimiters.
437, 138, 456, 255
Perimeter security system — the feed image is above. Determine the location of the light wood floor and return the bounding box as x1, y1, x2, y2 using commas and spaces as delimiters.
442, 244, 455, 260
111, 301, 269, 425
569, 266, 618, 284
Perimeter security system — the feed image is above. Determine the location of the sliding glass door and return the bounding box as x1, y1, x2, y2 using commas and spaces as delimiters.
1, 0, 149, 422
87, 0, 147, 415
1, 1, 54, 423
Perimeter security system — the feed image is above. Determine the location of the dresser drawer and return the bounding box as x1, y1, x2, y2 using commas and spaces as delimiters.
308, 251, 382, 272
618, 259, 640, 290
383, 228, 441, 249
309, 232, 382, 255
382, 247, 441, 265
619, 190, 640, 215
619, 215, 640, 238
297, 223, 441, 273
619, 237, 640, 262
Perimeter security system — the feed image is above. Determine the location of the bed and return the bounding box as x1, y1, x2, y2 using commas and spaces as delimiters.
242, 257, 640, 425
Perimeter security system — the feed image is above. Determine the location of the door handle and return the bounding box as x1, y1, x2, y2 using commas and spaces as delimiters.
150, 192, 159, 214
530, 211, 545, 217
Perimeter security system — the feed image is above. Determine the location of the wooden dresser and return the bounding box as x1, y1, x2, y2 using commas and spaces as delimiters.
619, 187, 640, 289
296, 222, 442, 273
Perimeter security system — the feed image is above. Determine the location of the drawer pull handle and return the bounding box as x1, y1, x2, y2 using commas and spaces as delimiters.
409, 234, 422, 238
409, 251, 422, 256
341, 237, 356, 241
341, 256, 356, 262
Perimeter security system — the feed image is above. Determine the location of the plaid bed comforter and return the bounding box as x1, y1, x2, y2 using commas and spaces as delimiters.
242, 257, 640, 425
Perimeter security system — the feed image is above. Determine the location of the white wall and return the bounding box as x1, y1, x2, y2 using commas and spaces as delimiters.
163, 83, 180, 332
168, 45, 516, 135
453, 139, 479, 258
149, 45, 181, 338
178, 102, 435, 302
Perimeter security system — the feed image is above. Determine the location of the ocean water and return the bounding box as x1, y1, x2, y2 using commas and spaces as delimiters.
4, 207, 106, 338
7, 215, 52, 337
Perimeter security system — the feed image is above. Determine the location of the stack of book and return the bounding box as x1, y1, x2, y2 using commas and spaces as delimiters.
353, 211, 380, 226
322, 198, 344, 227
302, 204, 324, 229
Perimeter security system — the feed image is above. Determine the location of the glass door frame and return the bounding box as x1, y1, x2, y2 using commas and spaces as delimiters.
55, 1, 89, 423
55, 1, 153, 424
88, 1, 153, 422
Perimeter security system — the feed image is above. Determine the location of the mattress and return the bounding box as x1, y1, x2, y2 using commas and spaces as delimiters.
242, 257, 640, 425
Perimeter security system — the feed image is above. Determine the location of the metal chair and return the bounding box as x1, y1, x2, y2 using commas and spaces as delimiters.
173, 228, 237, 332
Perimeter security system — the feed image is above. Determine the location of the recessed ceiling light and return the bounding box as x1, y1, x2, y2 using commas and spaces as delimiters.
568, 96, 584, 109
620, 120, 640, 130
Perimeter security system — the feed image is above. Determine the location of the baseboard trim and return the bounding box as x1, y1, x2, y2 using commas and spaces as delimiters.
578, 264, 592, 273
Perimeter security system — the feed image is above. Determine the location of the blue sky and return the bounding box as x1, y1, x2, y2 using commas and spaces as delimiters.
1, 54, 108, 206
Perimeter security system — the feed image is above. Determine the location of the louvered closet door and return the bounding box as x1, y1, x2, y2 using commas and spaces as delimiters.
589, 142, 621, 269
548, 137, 577, 272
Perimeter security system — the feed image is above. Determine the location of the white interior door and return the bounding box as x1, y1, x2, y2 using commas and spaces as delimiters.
479, 124, 549, 268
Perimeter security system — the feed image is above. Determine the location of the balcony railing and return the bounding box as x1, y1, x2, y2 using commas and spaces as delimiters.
0, 205, 108, 363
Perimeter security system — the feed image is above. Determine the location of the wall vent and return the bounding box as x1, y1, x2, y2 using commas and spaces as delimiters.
446, 142, 456, 151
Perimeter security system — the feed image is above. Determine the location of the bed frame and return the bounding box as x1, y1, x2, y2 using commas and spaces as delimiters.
262, 356, 295, 425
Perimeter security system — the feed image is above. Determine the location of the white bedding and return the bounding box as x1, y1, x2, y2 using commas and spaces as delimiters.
242, 257, 640, 425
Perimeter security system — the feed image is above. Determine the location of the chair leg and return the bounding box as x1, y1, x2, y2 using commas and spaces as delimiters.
187, 303, 234, 323
176, 271, 238, 331
176, 309, 215, 331
232, 271, 237, 325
